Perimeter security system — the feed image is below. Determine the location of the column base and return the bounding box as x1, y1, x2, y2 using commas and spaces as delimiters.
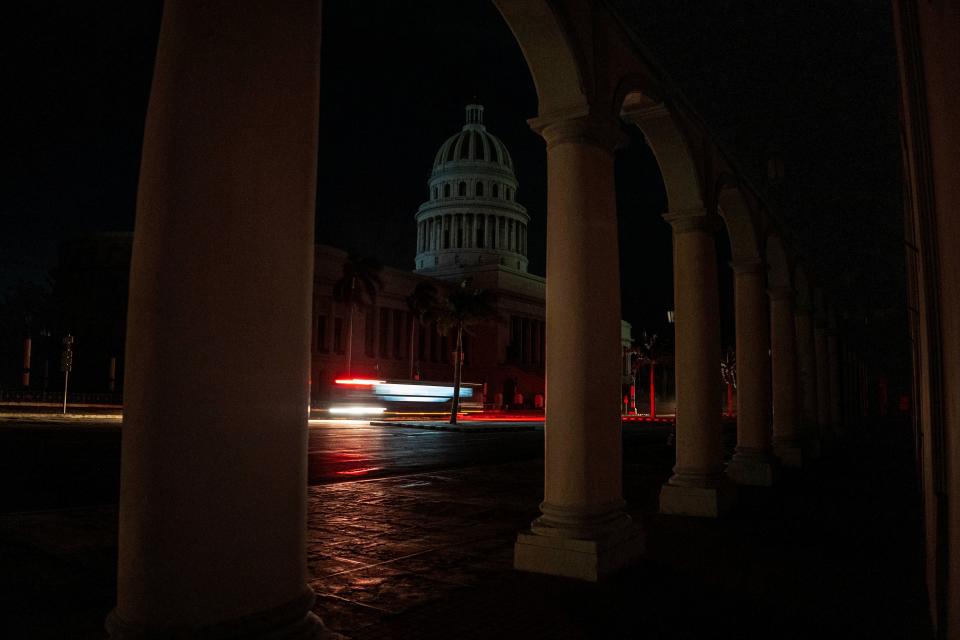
659, 476, 735, 518
513, 503, 643, 582
725, 452, 776, 487
774, 443, 804, 468
106, 588, 340, 639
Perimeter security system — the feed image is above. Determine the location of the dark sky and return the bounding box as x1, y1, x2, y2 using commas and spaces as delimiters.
1, 3, 161, 283
1, 1, 906, 352
1, 0, 680, 339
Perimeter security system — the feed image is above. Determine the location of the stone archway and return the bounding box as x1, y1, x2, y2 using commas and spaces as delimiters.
620, 95, 731, 517
716, 183, 775, 486
496, 0, 645, 582
112, 0, 626, 634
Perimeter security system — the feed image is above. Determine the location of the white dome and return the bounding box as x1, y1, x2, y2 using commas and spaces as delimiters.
432, 105, 514, 173
414, 105, 530, 276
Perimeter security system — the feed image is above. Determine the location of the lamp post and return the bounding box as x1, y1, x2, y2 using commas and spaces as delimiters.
61, 334, 73, 414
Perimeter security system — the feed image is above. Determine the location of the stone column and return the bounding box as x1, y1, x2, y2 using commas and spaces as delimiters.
659, 210, 734, 517
769, 287, 803, 467
826, 311, 842, 434
725, 258, 775, 486
108, 1, 324, 637
795, 302, 821, 455
814, 307, 832, 443
514, 115, 642, 581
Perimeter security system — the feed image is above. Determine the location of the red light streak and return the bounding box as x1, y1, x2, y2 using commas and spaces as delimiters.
335, 467, 383, 476
334, 378, 385, 386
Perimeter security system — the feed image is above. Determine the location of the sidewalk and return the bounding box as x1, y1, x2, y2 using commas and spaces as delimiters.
0, 424, 931, 639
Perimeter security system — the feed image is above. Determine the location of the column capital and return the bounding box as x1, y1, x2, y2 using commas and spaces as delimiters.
730, 257, 764, 275
530, 112, 627, 152
767, 286, 795, 302
662, 209, 721, 234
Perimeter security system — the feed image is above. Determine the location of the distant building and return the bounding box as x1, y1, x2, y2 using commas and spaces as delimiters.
310, 105, 552, 407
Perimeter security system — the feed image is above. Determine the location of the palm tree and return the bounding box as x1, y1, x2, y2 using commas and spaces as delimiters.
332, 253, 382, 375
434, 280, 497, 424
406, 281, 438, 379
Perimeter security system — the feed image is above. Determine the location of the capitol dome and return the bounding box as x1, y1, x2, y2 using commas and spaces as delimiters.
415, 104, 530, 275
432, 105, 514, 172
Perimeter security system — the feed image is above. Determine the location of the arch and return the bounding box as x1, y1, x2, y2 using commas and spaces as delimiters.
620, 96, 705, 215
716, 178, 762, 261
492, 0, 588, 116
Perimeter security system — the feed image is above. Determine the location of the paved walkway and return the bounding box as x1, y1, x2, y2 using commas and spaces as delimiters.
1, 422, 931, 639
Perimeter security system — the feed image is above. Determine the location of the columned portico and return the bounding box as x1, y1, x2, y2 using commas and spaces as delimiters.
794, 299, 820, 456
108, 2, 324, 637
514, 114, 643, 581
659, 210, 734, 517
768, 287, 803, 467
726, 258, 775, 486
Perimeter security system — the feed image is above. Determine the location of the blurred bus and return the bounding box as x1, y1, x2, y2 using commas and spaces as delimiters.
325, 377, 482, 417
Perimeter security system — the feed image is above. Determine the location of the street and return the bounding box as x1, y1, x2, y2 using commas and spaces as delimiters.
0, 416, 677, 513
306, 420, 544, 483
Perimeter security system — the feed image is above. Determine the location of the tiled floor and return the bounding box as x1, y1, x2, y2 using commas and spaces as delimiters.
1, 423, 934, 639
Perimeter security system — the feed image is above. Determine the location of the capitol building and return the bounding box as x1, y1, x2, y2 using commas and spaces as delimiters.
310, 105, 566, 406
414, 104, 530, 275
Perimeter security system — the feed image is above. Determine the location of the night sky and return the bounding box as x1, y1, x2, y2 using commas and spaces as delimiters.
2, 1, 905, 354
1, 1, 680, 340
